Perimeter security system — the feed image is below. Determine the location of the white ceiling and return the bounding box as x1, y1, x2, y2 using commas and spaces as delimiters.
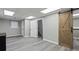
0, 8, 73, 21
0, 8, 46, 20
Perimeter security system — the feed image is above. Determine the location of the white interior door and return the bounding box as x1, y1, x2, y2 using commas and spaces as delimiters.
30, 20, 38, 37
25, 20, 30, 37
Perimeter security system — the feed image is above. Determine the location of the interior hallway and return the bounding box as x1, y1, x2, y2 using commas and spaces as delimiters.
6, 37, 72, 51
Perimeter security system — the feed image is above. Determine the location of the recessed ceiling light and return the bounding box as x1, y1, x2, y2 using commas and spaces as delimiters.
26, 16, 36, 19
40, 8, 60, 14
4, 10, 15, 16
73, 13, 79, 16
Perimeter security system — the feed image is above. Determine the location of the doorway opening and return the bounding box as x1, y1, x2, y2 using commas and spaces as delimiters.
38, 20, 43, 39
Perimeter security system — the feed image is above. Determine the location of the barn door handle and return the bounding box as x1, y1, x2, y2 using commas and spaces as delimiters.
71, 27, 73, 33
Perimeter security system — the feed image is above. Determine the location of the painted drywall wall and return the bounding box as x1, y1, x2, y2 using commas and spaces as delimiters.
30, 20, 38, 37
0, 19, 22, 37
73, 18, 79, 27
73, 18, 79, 39
43, 14, 59, 44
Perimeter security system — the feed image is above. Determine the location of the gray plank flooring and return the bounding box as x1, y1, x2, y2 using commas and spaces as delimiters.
6, 37, 73, 51
73, 39, 79, 51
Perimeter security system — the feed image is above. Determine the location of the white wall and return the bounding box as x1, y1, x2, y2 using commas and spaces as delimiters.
0, 19, 22, 37
73, 18, 79, 39
43, 14, 59, 44
21, 20, 25, 36
30, 20, 38, 37
73, 18, 79, 27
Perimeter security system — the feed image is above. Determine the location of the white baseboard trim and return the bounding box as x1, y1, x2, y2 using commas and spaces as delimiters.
24, 36, 30, 37
24, 36, 38, 38
43, 39, 58, 45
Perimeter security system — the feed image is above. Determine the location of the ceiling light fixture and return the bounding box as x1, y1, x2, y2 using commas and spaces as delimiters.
40, 8, 60, 14
73, 13, 79, 16
4, 10, 15, 16
26, 16, 36, 19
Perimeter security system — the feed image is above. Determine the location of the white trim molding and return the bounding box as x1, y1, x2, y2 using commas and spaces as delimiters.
24, 36, 30, 37
43, 39, 58, 45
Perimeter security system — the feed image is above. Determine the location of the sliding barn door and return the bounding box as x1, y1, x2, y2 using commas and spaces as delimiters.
59, 11, 73, 48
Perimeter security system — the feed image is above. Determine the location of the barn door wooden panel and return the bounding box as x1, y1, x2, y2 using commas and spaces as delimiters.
59, 11, 73, 48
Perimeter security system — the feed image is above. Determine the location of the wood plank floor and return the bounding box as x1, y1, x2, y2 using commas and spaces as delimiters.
73, 39, 79, 51
6, 37, 72, 51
